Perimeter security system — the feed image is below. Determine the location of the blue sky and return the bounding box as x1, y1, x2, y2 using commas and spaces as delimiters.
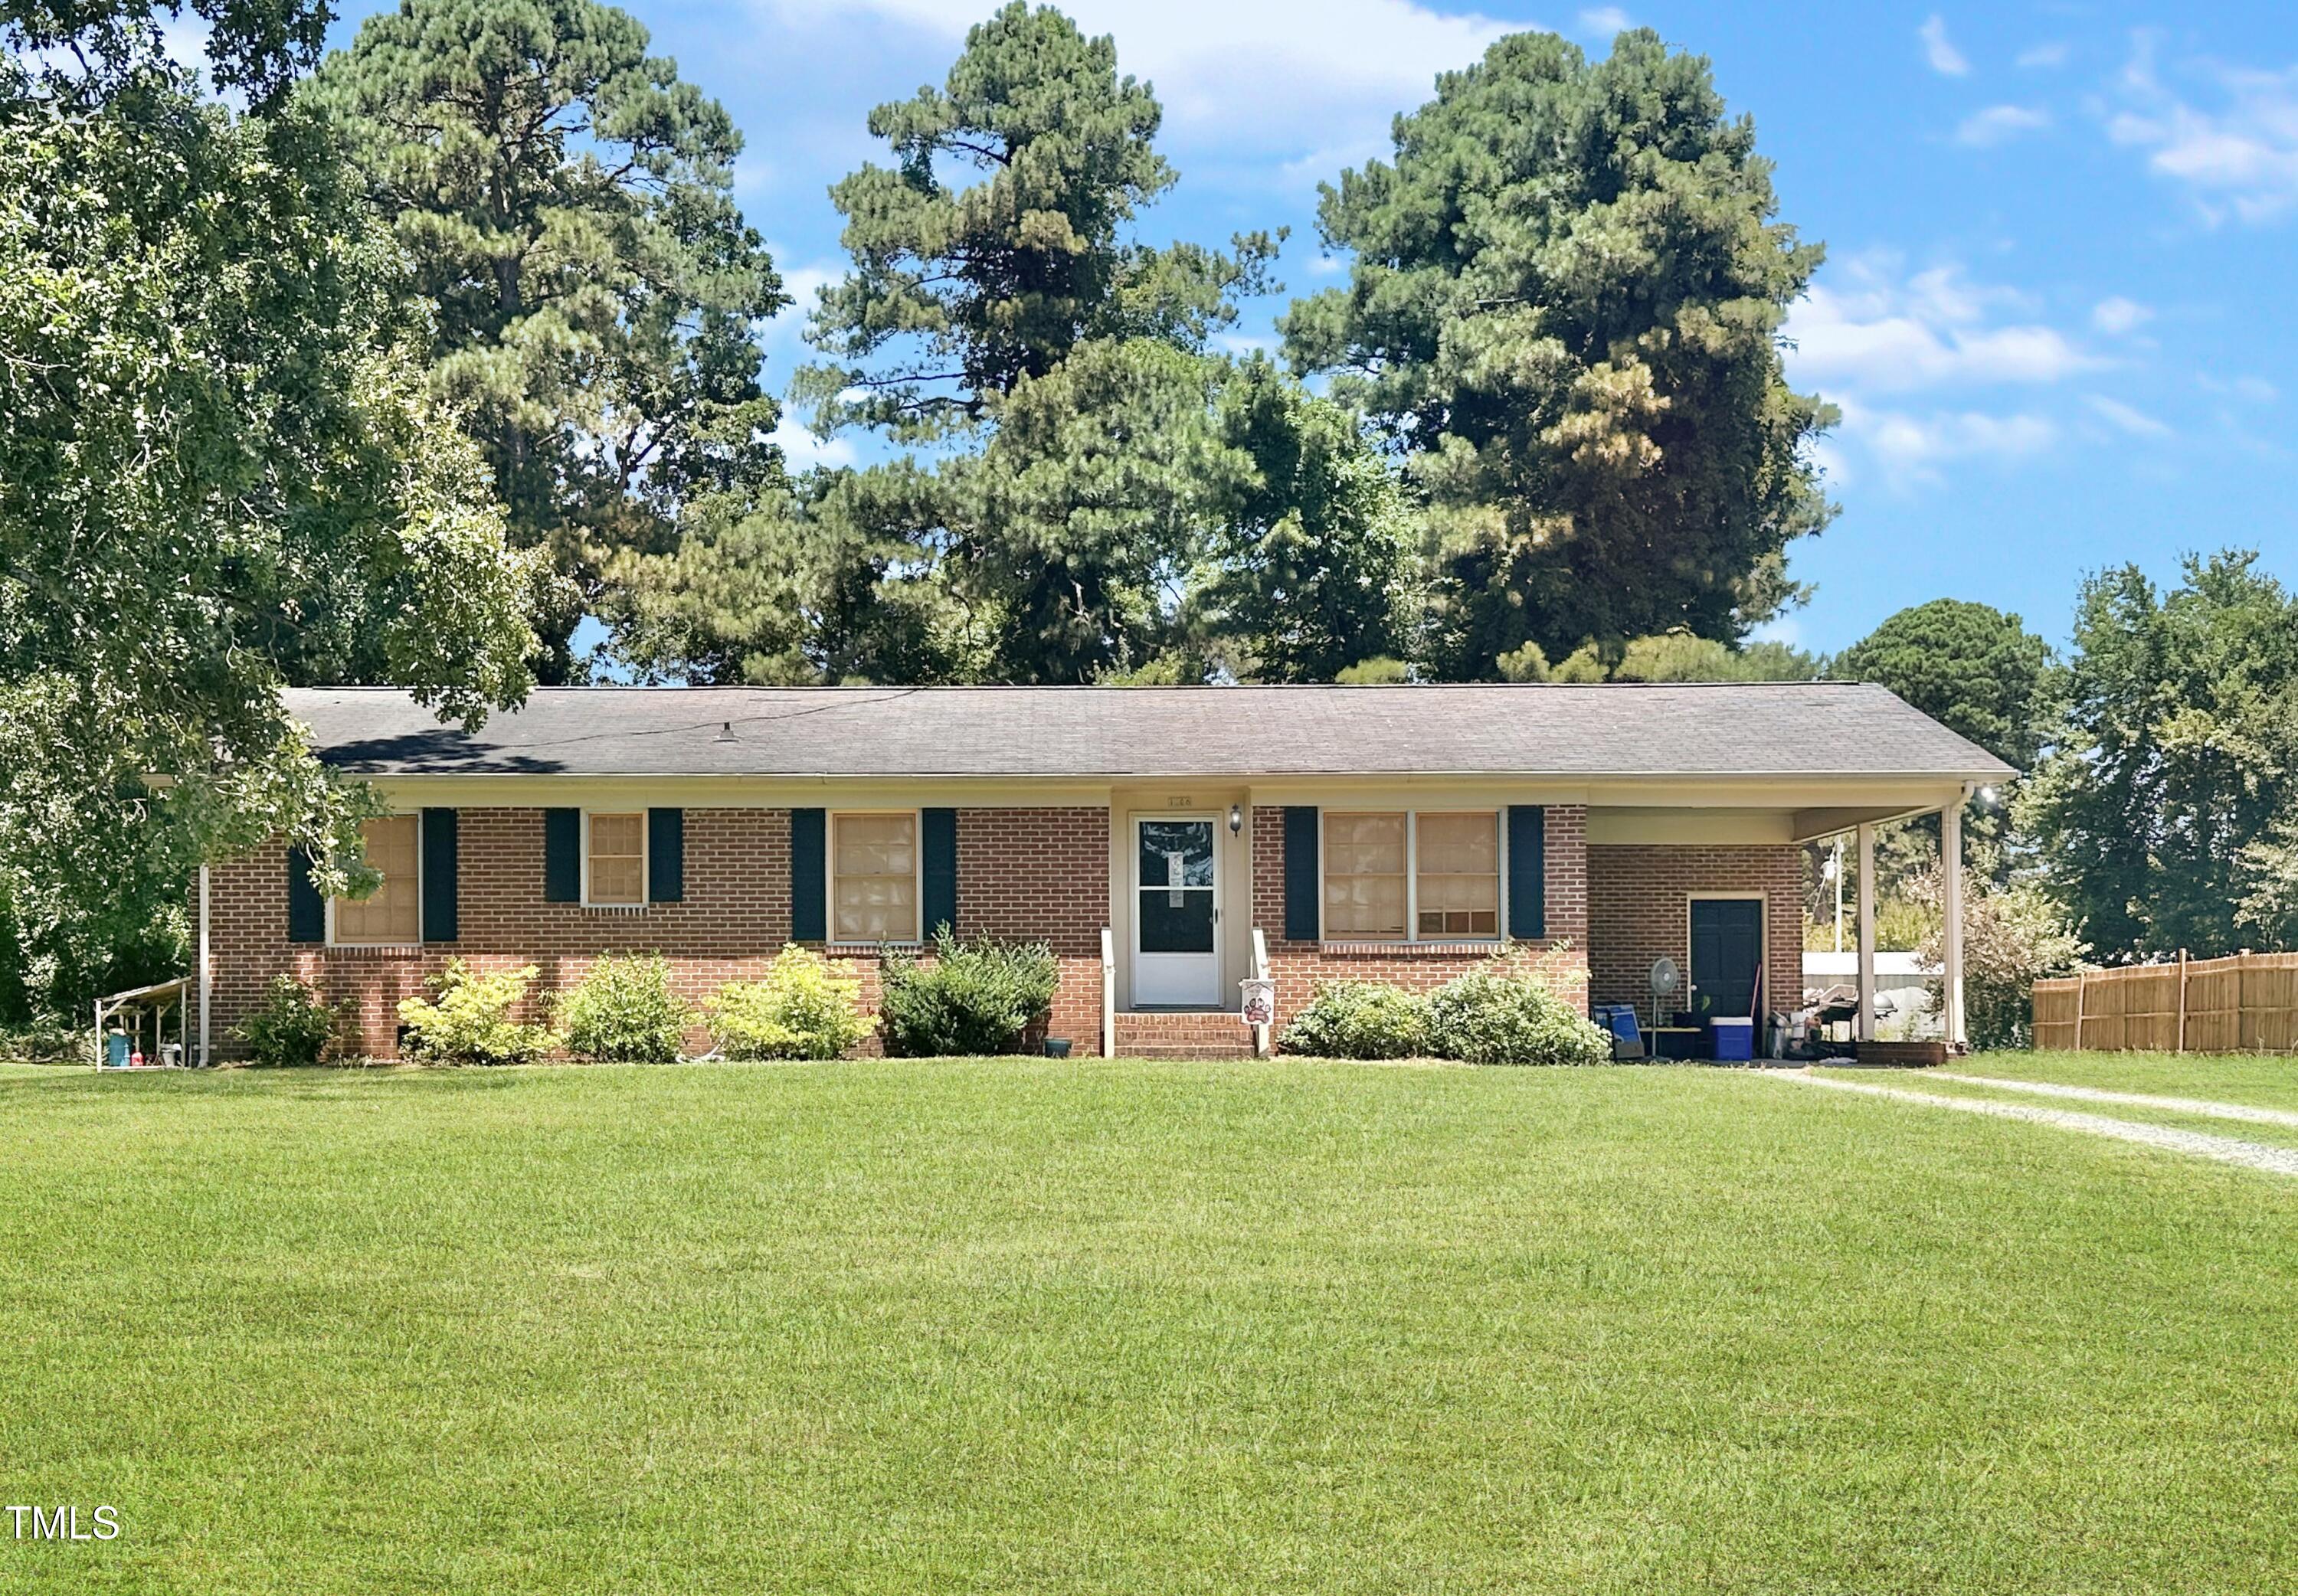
325, 0, 2298, 656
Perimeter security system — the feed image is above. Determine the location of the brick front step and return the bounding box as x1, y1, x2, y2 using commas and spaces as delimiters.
1111, 1009, 1259, 1060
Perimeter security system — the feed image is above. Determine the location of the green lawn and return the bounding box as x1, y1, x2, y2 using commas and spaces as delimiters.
1940, 1048, 2298, 1111
5, 1056, 2298, 1594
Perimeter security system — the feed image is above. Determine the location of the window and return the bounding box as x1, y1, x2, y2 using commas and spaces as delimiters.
832, 812, 917, 942
1321, 809, 1501, 943
1324, 813, 1407, 939
586, 812, 646, 905
332, 814, 421, 945
1415, 812, 1499, 937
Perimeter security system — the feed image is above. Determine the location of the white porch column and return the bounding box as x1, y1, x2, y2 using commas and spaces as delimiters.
1941, 801, 1966, 1048
198, 864, 212, 1068
1855, 823, 1877, 1045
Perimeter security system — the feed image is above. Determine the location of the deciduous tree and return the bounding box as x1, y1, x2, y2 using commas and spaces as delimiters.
0, 7, 548, 1015
2025, 551, 2298, 959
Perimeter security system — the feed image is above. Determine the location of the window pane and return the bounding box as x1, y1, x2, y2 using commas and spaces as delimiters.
833, 814, 917, 941
1138, 820, 1213, 888
591, 813, 643, 857
1137, 889, 1213, 953
1324, 813, 1404, 876
1414, 812, 1499, 940
1322, 813, 1406, 940
335, 815, 420, 944
584, 813, 645, 904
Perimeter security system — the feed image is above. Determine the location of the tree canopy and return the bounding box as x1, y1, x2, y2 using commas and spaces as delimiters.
1284, 28, 1835, 680
2025, 551, 2298, 960
1836, 599, 2055, 770
309, 0, 786, 679
0, 8, 548, 1012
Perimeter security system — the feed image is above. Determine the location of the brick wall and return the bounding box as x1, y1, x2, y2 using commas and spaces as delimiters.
954, 806, 1106, 1048
1249, 803, 1593, 1032
206, 805, 1108, 1059
1586, 844, 1803, 1020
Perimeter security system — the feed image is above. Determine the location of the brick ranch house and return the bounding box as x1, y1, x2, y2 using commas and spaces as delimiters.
193, 684, 2010, 1061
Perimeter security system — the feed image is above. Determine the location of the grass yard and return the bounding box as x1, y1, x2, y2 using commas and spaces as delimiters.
1938, 1048, 2298, 1112
5, 1055, 2298, 1594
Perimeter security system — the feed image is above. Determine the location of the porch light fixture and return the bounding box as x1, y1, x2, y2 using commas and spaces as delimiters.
714, 720, 737, 744
1227, 803, 1243, 837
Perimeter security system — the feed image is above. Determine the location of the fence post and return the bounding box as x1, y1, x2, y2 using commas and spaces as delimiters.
2074, 970, 2087, 1052
2176, 950, 2188, 1055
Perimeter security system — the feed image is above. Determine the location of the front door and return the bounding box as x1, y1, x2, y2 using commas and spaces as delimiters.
1133, 816, 1219, 1007
1689, 897, 1765, 1019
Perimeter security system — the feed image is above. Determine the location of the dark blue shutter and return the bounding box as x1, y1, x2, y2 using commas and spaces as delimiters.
1507, 805, 1546, 940
791, 808, 826, 941
647, 807, 684, 903
421, 809, 458, 942
1282, 806, 1321, 944
286, 845, 325, 944
921, 807, 958, 940
543, 808, 581, 903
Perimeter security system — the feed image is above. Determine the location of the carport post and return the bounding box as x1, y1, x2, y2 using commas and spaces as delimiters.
1942, 800, 1966, 1047
1855, 823, 1877, 1044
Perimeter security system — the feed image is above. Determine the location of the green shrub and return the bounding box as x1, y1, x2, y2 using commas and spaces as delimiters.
232, 975, 340, 1067
1278, 980, 1430, 1058
0, 1022, 98, 1065
705, 947, 872, 1060
1425, 970, 1612, 1067
398, 960, 555, 1065
879, 930, 1057, 1057
555, 953, 689, 1063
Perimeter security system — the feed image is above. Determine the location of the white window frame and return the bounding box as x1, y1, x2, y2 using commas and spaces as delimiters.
827, 808, 924, 947
1321, 808, 1507, 945
327, 812, 424, 948
581, 808, 650, 908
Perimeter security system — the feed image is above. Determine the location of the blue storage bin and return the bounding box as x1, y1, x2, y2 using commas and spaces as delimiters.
1710, 1017, 1754, 1061
106, 1032, 131, 1068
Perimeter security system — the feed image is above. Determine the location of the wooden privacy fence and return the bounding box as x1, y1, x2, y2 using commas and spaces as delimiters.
2033, 953, 2298, 1053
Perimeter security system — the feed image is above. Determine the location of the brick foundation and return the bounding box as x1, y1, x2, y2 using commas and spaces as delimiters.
1586, 844, 1803, 1022
205, 805, 1108, 1060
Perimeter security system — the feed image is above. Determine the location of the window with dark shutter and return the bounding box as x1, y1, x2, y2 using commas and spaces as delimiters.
791, 808, 826, 941
543, 808, 581, 903
1507, 806, 1546, 940
1282, 806, 1321, 943
647, 808, 684, 903
286, 845, 325, 944
921, 807, 957, 939
421, 809, 458, 942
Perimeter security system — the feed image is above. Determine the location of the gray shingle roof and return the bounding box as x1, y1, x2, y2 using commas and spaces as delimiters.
283, 684, 2013, 781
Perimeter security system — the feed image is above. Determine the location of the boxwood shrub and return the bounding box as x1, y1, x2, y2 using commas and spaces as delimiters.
1277, 980, 1431, 1059
879, 930, 1057, 1057
1423, 971, 1612, 1067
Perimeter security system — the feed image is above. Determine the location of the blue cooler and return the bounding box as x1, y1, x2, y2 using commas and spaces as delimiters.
1710, 1017, 1754, 1061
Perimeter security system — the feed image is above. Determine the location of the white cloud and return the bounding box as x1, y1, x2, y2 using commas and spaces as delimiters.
2084, 395, 2172, 438
2110, 44, 2298, 224
2017, 41, 2070, 70
771, 414, 857, 471
2090, 296, 2152, 335
1577, 6, 1630, 34
1918, 15, 1969, 77
1851, 402, 2058, 488
1956, 105, 2051, 147
762, 0, 1514, 155
1786, 258, 2098, 394
2199, 372, 2279, 404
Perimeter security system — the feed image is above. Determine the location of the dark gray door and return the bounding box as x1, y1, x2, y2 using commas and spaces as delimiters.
1689, 898, 1764, 1019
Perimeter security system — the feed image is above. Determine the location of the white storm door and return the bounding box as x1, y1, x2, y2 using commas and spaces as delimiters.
1132, 816, 1220, 1007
